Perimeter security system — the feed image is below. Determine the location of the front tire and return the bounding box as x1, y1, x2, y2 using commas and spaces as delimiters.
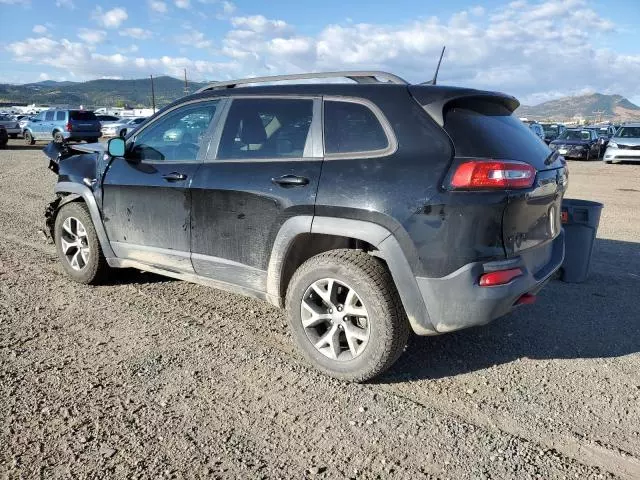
24, 131, 35, 145
54, 202, 109, 284
286, 249, 410, 382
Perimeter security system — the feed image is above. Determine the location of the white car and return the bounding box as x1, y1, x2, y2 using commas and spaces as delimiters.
101, 117, 147, 138
603, 123, 640, 164
0, 114, 21, 138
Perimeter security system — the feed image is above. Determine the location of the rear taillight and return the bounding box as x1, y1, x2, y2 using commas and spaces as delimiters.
479, 268, 523, 287
65, 122, 72, 132
450, 160, 536, 190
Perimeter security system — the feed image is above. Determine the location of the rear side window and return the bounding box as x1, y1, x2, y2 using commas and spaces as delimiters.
70, 111, 97, 121
56, 111, 66, 121
217, 98, 313, 160
45, 111, 54, 121
444, 100, 550, 164
324, 100, 388, 154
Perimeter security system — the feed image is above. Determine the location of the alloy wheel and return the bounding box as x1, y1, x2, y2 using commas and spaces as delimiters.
300, 278, 370, 361
60, 216, 90, 271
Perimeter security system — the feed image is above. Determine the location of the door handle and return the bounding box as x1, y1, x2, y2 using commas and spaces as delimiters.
272, 174, 309, 187
162, 172, 188, 182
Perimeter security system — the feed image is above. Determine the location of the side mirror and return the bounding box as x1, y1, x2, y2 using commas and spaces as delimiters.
107, 137, 126, 157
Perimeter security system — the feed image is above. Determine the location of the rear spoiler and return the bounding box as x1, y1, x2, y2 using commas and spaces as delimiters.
409, 85, 520, 127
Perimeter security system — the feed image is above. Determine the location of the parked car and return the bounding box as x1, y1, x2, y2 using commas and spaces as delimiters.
96, 115, 121, 123
522, 120, 545, 141
43, 70, 566, 382
540, 123, 566, 144
0, 114, 21, 139
23, 110, 101, 145
585, 125, 616, 149
549, 128, 602, 160
18, 116, 33, 131
101, 117, 147, 138
603, 123, 640, 164
0, 125, 8, 149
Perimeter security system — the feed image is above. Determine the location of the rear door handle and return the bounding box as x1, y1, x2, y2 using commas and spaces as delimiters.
162, 172, 188, 182
272, 175, 309, 187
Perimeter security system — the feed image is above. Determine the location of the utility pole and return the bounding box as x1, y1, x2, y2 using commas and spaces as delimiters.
183, 68, 189, 96
592, 110, 604, 123
150, 74, 156, 113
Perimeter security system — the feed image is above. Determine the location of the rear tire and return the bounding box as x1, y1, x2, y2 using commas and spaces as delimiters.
53, 131, 65, 144
24, 131, 35, 145
285, 249, 410, 382
54, 202, 110, 285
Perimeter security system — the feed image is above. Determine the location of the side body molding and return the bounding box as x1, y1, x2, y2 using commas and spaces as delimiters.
266, 215, 437, 335
54, 181, 116, 259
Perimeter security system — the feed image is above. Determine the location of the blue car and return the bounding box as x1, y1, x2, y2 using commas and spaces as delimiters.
24, 109, 101, 145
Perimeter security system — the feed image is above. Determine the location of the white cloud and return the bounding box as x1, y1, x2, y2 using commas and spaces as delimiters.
32, 25, 47, 34
221, 1, 235, 14
5, 1, 640, 106
175, 30, 213, 49
39, 72, 49, 81
77, 28, 107, 44
175, 0, 190, 8
148, 0, 167, 12
0, 0, 30, 4
92, 6, 128, 29
55, 0, 74, 8
119, 28, 153, 39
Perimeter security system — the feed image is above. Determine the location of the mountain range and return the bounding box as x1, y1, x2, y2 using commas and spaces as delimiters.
1, 76, 639, 122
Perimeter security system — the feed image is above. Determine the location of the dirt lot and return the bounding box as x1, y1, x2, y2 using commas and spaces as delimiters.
0, 139, 639, 479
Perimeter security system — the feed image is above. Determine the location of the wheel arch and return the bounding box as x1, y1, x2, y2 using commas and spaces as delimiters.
52, 182, 115, 259
266, 216, 436, 335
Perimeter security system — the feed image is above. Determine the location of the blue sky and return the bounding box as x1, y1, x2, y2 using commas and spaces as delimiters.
0, 0, 639, 105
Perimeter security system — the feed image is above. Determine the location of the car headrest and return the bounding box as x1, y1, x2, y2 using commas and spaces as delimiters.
240, 114, 266, 145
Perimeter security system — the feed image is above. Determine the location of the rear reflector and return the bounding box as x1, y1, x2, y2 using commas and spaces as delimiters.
479, 268, 523, 287
65, 122, 72, 132
450, 160, 536, 190
515, 293, 536, 305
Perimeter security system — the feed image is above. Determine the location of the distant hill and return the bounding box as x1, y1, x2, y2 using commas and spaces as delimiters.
516, 93, 640, 122
0, 76, 209, 108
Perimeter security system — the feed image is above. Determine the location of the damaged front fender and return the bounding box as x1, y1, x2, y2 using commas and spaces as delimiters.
43, 194, 83, 243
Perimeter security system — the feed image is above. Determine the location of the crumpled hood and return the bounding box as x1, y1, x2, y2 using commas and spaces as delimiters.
44, 141, 104, 185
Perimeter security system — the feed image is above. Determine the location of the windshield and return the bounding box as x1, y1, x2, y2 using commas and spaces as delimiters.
616, 127, 640, 138
542, 125, 559, 134
559, 130, 590, 141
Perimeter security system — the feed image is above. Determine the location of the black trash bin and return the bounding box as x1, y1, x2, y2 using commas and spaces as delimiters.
560, 199, 603, 283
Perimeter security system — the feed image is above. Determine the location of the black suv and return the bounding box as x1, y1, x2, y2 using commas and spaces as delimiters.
44, 71, 566, 382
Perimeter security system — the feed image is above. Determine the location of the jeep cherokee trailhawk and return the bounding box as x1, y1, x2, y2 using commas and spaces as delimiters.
44, 71, 567, 381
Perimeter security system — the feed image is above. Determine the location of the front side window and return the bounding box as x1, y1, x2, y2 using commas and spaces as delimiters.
56, 111, 66, 121
324, 100, 389, 155
45, 111, 55, 121
129, 101, 219, 162
217, 98, 313, 160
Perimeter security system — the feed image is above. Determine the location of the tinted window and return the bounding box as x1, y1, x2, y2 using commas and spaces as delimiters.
70, 111, 97, 121
324, 101, 388, 154
45, 111, 55, 121
217, 99, 313, 160
129, 101, 218, 162
56, 111, 66, 121
444, 100, 550, 165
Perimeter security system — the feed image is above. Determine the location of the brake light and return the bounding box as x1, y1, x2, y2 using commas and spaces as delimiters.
479, 268, 523, 287
65, 122, 72, 132
450, 160, 536, 190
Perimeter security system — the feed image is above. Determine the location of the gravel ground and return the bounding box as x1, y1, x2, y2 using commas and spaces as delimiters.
1, 140, 639, 479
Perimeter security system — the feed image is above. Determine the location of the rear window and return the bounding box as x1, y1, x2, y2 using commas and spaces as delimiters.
70, 111, 97, 121
444, 100, 550, 163
324, 100, 389, 155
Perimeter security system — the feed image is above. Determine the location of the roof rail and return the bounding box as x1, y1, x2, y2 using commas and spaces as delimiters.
195, 71, 409, 93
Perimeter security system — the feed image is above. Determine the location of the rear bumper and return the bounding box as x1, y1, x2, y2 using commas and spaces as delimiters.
414, 230, 565, 334
65, 132, 102, 140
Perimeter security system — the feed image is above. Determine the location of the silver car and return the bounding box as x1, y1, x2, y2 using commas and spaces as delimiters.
101, 117, 147, 138
603, 123, 640, 164
0, 114, 21, 138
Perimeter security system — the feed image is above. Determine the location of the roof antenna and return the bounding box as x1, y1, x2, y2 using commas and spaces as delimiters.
422, 46, 446, 85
